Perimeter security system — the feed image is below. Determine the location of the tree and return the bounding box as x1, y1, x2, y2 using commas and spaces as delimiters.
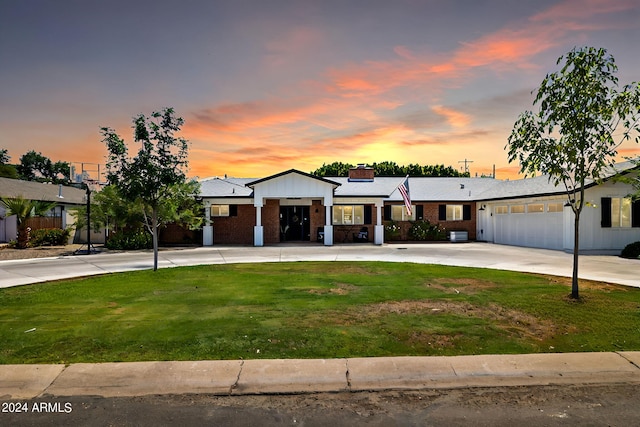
0, 148, 18, 179
312, 161, 469, 177
0, 196, 57, 248
506, 47, 640, 299
17, 150, 70, 184
102, 107, 201, 270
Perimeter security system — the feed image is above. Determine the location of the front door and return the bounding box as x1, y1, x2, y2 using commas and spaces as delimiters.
280, 206, 310, 241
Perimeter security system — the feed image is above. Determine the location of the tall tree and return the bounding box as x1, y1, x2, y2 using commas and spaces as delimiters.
506, 47, 640, 299
17, 150, 70, 184
102, 107, 199, 270
0, 148, 18, 179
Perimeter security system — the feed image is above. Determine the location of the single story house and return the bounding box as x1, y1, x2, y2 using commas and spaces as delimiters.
0, 177, 86, 244
198, 162, 639, 254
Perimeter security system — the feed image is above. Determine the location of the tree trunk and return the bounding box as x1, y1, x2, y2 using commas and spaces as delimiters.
571, 214, 580, 299
17, 226, 29, 249
152, 207, 159, 271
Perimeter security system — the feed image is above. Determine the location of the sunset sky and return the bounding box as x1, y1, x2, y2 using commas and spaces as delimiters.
1, 0, 639, 181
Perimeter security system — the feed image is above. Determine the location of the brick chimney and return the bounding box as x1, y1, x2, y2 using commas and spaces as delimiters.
348, 164, 375, 181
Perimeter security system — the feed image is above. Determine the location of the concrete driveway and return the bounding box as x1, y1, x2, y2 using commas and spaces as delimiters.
0, 242, 637, 288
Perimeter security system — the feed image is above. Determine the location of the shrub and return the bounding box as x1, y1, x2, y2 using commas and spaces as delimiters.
409, 220, 447, 241
106, 229, 152, 250
29, 228, 71, 247
621, 241, 640, 259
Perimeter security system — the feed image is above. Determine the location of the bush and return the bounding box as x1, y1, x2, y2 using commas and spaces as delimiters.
621, 241, 640, 259
106, 229, 153, 250
409, 220, 447, 241
29, 228, 71, 247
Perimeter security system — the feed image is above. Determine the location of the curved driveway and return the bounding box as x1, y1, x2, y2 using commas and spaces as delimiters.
1, 242, 637, 288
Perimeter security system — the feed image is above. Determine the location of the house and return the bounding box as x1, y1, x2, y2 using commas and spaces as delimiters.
199, 162, 640, 254
0, 177, 86, 244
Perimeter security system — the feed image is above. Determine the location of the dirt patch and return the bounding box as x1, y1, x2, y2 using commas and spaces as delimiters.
360, 300, 560, 341
308, 283, 357, 295
424, 278, 497, 295
539, 274, 629, 292
0, 244, 85, 260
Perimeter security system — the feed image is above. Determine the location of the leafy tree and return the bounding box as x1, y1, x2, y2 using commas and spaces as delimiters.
17, 150, 70, 184
102, 107, 202, 270
506, 47, 640, 299
0, 148, 18, 179
312, 162, 355, 177
312, 161, 469, 177
0, 196, 57, 248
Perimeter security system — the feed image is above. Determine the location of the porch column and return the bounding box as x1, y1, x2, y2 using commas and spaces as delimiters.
374, 202, 384, 245
254, 200, 264, 247
324, 204, 333, 246
203, 201, 213, 246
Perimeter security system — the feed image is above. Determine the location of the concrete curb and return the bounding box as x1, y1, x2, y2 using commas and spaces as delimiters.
2, 352, 640, 400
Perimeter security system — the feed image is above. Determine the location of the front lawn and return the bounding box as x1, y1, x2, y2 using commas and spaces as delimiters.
1, 262, 638, 364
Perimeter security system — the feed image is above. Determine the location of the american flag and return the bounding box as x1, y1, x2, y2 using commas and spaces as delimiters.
398, 176, 412, 216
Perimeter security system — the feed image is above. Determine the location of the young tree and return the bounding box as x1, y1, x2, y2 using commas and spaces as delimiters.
506, 47, 640, 299
102, 107, 201, 270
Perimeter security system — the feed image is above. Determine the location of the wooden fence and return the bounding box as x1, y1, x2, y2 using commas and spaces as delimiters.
24, 217, 63, 230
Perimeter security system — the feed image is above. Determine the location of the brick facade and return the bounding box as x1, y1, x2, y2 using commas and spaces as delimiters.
384, 202, 477, 241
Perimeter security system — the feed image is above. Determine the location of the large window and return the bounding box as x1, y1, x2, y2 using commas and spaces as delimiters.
211, 205, 229, 217
333, 205, 364, 225
446, 205, 463, 221
391, 205, 416, 221
612, 197, 632, 228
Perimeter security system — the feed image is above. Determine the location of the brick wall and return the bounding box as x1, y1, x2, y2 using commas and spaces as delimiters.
213, 204, 255, 245
384, 202, 477, 241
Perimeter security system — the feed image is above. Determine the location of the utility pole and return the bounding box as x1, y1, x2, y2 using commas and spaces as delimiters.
458, 158, 473, 174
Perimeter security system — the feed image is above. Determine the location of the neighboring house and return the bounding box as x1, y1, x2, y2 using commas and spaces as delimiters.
0, 177, 86, 244
199, 162, 639, 254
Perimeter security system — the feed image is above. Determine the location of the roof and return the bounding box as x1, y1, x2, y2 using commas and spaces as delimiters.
197, 160, 638, 202
0, 177, 86, 205
246, 169, 341, 188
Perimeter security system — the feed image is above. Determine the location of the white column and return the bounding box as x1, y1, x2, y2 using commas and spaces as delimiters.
203, 201, 213, 246
374, 202, 384, 245
254, 201, 264, 246
324, 204, 333, 246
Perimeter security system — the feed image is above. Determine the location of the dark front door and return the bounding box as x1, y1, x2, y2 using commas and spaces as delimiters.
280, 206, 310, 241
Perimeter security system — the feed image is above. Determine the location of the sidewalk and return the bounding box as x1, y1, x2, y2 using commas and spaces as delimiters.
3, 352, 640, 399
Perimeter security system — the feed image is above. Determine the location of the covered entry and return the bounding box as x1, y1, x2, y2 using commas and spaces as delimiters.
280, 206, 310, 241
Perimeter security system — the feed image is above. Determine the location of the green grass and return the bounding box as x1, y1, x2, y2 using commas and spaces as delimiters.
1, 262, 639, 364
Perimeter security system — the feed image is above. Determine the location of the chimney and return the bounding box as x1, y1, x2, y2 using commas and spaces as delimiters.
348, 164, 375, 182
57, 184, 64, 198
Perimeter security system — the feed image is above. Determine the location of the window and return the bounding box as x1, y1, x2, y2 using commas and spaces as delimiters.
494, 206, 508, 214
438, 204, 471, 221
528, 204, 544, 213
601, 197, 639, 228
446, 205, 463, 221
211, 205, 229, 217
612, 198, 632, 228
333, 205, 364, 225
391, 205, 416, 221
510, 205, 525, 214
547, 203, 563, 212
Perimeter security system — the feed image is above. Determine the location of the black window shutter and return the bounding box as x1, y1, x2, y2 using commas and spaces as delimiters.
384, 205, 391, 220
364, 205, 372, 224
416, 205, 424, 220
229, 204, 238, 217
463, 205, 471, 221
601, 197, 611, 228
438, 204, 446, 221
633, 200, 640, 228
